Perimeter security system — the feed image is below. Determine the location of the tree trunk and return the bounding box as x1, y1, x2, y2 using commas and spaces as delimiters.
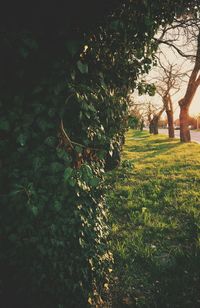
149, 120, 154, 134
180, 106, 191, 142
177, 31, 200, 142
150, 118, 159, 134
140, 119, 144, 131
153, 117, 159, 134
166, 110, 174, 138
149, 107, 164, 135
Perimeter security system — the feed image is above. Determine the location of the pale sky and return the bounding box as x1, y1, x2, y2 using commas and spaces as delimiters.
158, 35, 200, 119
141, 88, 200, 120
133, 86, 200, 120
190, 88, 200, 117
134, 22, 200, 120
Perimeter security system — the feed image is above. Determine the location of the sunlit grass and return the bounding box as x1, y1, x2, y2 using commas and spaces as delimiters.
107, 130, 200, 307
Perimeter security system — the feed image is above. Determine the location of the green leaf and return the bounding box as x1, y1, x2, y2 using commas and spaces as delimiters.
51, 162, 63, 173
64, 167, 73, 181
17, 134, 27, 146
44, 136, 57, 147
75, 145, 83, 153
77, 60, 88, 74
31, 206, 38, 216
109, 150, 113, 157
87, 104, 96, 112
90, 177, 100, 187
85, 112, 90, 119
57, 148, 71, 162
71, 70, 76, 81
54, 201, 62, 211
33, 157, 43, 171
48, 108, 56, 118
109, 20, 123, 31
0, 119, 10, 131
32, 86, 43, 94
23, 38, 38, 50
66, 40, 81, 56
97, 150, 105, 160
19, 47, 29, 58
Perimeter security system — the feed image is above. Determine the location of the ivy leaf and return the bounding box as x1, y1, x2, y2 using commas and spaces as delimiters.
57, 148, 71, 163
48, 108, 56, 118
50, 162, 63, 173
44, 136, 57, 147
85, 112, 90, 119
75, 145, 82, 153
90, 177, 100, 187
64, 167, 73, 181
33, 157, 43, 171
109, 20, 123, 31
32, 86, 43, 94
23, 38, 38, 50
71, 70, 76, 81
77, 61, 88, 74
66, 40, 81, 56
87, 104, 96, 112
0, 119, 10, 131
19, 47, 29, 58
97, 150, 105, 160
54, 201, 62, 211
17, 134, 27, 146
109, 150, 113, 157
31, 206, 38, 216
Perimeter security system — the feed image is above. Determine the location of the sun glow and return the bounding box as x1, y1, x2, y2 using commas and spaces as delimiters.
190, 88, 200, 117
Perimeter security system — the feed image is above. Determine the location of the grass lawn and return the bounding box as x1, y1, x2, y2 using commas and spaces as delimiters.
107, 130, 200, 308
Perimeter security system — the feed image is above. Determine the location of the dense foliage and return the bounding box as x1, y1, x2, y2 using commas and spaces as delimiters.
1, 0, 199, 307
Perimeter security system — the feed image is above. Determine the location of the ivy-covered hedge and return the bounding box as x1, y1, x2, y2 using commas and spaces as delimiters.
0, 29, 127, 307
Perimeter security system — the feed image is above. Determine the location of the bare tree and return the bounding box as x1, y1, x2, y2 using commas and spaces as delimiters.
154, 57, 188, 138
146, 102, 165, 134
179, 30, 200, 142
150, 107, 165, 134
155, 15, 200, 142
128, 95, 150, 130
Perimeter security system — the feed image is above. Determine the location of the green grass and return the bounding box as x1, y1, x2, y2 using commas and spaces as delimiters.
107, 130, 200, 308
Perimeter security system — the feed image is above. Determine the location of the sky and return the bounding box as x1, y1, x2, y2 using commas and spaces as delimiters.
159, 37, 200, 118
150, 83, 200, 119
190, 88, 200, 117
134, 21, 200, 120
159, 20, 200, 118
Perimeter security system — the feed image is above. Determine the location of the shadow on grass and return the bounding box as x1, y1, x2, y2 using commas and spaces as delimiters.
125, 133, 182, 160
